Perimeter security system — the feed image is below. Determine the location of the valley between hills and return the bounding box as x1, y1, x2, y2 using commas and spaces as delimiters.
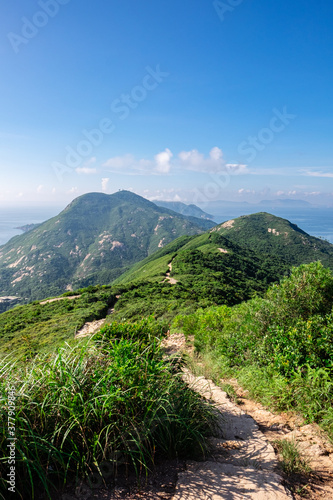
1, 191, 333, 499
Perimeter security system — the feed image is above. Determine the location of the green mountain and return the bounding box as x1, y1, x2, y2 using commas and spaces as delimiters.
154, 201, 214, 220
1, 211, 332, 359
211, 212, 333, 269
111, 212, 333, 321
0, 191, 213, 307
0, 231, 286, 359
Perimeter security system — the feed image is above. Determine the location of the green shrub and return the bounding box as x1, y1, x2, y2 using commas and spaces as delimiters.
0, 327, 216, 499
184, 263, 333, 438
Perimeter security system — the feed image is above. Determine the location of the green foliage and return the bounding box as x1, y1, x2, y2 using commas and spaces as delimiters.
193, 262, 333, 376
274, 439, 311, 475
113, 230, 291, 323
215, 212, 333, 271
94, 316, 168, 345
0, 286, 116, 360
175, 306, 231, 352
181, 262, 333, 438
0, 325, 217, 499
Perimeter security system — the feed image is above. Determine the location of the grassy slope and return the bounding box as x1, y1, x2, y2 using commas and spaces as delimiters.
1, 212, 332, 358
111, 230, 288, 323
213, 212, 333, 270
0, 286, 115, 360
0, 192, 211, 306
0, 319, 217, 499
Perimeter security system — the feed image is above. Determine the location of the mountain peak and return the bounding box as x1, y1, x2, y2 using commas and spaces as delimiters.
0, 191, 210, 307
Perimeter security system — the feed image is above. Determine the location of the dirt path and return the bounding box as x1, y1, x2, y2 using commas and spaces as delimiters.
173, 369, 292, 499
163, 333, 333, 500
74, 296, 121, 339
40, 295, 81, 305
75, 318, 107, 338
164, 261, 178, 284
60, 332, 333, 499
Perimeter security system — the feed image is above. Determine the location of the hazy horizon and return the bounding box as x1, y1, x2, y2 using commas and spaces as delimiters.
1, 1, 332, 207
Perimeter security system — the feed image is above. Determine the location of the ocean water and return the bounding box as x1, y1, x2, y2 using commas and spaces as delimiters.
210, 207, 333, 244
0, 207, 62, 246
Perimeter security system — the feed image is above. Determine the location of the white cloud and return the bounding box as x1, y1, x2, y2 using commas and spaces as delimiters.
101, 178, 109, 192
37, 185, 43, 193
179, 149, 204, 167
76, 167, 97, 175
102, 147, 248, 176
238, 188, 255, 194
68, 187, 78, 194
178, 147, 225, 173
210, 146, 223, 162
302, 170, 333, 178
76, 157, 97, 175
226, 163, 248, 174
154, 148, 173, 174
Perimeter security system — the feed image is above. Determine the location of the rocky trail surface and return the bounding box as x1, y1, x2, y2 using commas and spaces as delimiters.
173, 369, 292, 499
61, 332, 333, 500
161, 334, 333, 499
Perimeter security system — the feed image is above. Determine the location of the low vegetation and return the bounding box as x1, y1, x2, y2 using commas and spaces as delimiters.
1, 207, 333, 499
0, 286, 116, 360
274, 439, 311, 475
0, 318, 217, 499
176, 262, 333, 439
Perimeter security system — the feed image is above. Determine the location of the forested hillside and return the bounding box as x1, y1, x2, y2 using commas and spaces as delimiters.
0, 191, 213, 308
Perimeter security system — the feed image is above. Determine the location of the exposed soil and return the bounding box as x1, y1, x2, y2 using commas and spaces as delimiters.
164, 262, 178, 285
40, 295, 81, 305
41, 331, 333, 499
227, 381, 333, 499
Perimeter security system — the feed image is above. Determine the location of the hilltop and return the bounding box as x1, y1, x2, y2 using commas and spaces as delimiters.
0, 191, 213, 307
212, 212, 333, 269
111, 212, 333, 321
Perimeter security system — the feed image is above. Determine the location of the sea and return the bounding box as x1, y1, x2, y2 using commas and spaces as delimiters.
0, 205, 332, 246
0, 207, 62, 246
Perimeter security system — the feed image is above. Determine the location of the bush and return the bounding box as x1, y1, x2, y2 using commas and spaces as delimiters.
0, 326, 216, 499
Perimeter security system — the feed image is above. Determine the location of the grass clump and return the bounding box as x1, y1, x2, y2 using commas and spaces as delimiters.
274, 439, 311, 475
0, 319, 217, 499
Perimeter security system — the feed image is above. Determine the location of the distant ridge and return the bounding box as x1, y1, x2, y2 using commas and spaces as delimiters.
154, 201, 214, 220
259, 199, 312, 207
118, 211, 333, 289
0, 191, 212, 308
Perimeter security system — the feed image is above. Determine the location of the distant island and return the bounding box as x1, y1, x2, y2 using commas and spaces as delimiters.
259, 199, 312, 207
15, 223, 40, 233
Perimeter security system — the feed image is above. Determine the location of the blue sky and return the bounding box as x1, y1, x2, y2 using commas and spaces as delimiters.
0, 0, 332, 207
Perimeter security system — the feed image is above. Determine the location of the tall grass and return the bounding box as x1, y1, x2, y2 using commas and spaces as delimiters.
0, 325, 217, 499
